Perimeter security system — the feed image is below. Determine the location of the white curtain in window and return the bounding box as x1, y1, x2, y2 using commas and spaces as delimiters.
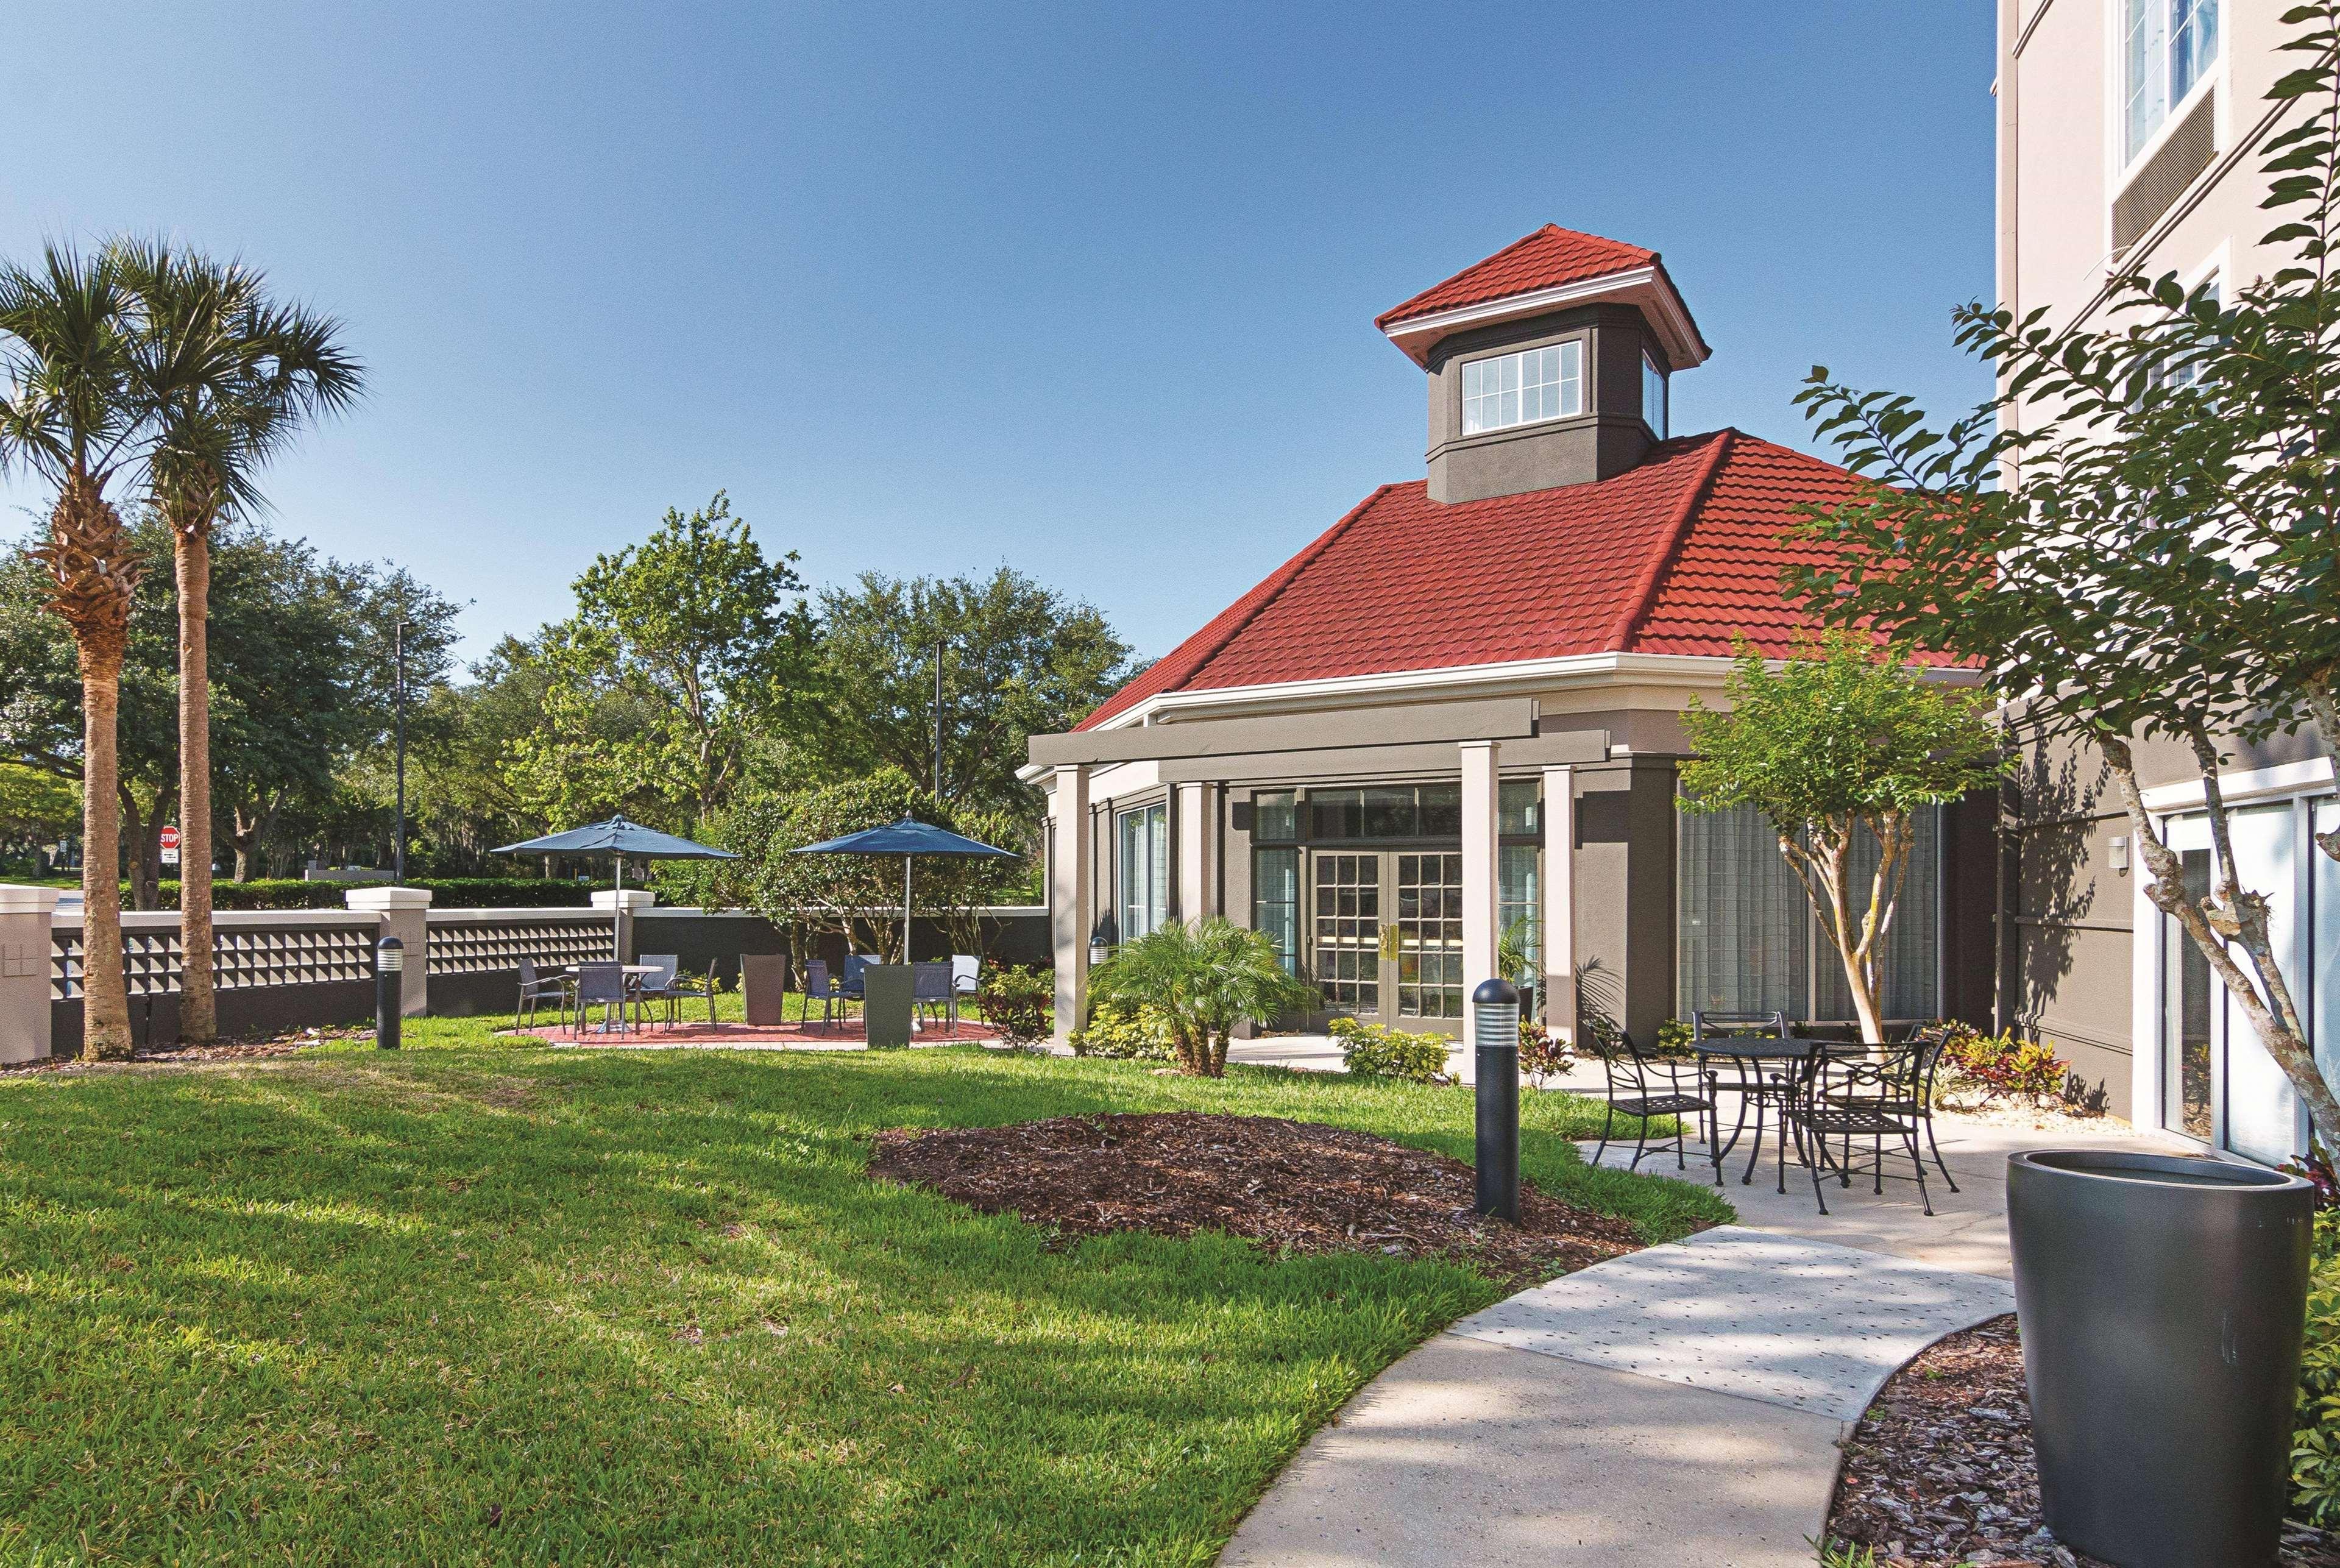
1812, 808, 1940, 1023
1678, 804, 1809, 1019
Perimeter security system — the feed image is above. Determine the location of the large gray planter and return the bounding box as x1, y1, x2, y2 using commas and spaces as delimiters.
860, 965, 915, 1048
2006, 1149, 2315, 1568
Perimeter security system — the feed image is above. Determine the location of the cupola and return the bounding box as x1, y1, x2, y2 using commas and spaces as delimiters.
1377, 225, 1711, 503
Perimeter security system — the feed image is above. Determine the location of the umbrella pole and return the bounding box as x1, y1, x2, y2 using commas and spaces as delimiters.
903, 855, 913, 965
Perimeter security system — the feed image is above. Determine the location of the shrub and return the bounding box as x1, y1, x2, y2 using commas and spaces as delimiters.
1069, 999, 1175, 1061
976, 965, 1052, 1050
1654, 1017, 1695, 1057
1519, 1020, 1576, 1087
2296, 1211, 2340, 1527
1938, 1025, 2069, 1105
1330, 1017, 1450, 1084
139, 877, 595, 911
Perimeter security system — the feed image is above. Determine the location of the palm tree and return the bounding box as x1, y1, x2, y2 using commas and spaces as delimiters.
1089, 918, 1316, 1077
0, 244, 149, 1059
121, 241, 361, 1042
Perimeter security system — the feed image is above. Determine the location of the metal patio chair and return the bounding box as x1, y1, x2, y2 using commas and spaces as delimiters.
572, 962, 630, 1038
1785, 1039, 1940, 1216
806, 959, 855, 1032
1586, 1005, 1722, 1184
637, 953, 716, 1029
951, 954, 980, 1031
517, 956, 570, 1032
912, 961, 954, 1032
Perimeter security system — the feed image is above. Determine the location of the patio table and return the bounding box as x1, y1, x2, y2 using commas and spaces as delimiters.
555, 963, 666, 1034
1689, 1037, 1865, 1192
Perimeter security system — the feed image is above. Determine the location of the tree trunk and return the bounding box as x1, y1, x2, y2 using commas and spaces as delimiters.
177, 533, 216, 1041
79, 649, 133, 1060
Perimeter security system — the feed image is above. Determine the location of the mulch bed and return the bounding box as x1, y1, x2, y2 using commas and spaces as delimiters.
1829, 1314, 2340, 1567
868, 1111, 1645, 1286
2, 1029, 355, 1073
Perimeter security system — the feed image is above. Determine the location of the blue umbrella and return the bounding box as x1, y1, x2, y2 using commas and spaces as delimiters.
793, 816, 1017, 962
492, 814, 737, 910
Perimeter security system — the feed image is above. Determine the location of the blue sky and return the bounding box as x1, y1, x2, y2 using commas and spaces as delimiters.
2, 2, 1998, 665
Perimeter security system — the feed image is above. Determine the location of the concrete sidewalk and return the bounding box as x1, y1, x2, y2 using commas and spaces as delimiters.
1219, 1110, 2183, 1566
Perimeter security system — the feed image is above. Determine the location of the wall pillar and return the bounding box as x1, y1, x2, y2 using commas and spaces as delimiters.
1175, 781, 1218, 924
1051, 765, 1091, 1043
0, 885, 61, 1064
1540, 765, 1576, 1035
345, 886, 433, 1017
1460, 741, 1501, 1047
591, 889, 656, 964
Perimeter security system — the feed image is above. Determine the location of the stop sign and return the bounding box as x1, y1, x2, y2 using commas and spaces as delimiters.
159, 826, 179, 851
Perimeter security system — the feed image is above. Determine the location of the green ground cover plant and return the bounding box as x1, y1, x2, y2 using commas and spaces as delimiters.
1328, 1017, 1450, 1084
0, 1035, 1726, 1565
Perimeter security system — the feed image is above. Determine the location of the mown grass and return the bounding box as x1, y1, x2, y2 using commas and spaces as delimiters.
0, 1034, 1729, 1566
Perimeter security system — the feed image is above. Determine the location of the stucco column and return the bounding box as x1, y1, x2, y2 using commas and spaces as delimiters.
591, 889, 655, 963
0, 884, 62, 1064
1050, 765, 1091, 1043
1175, 781, 1218, 924
1460, 741, 1501, 1047
346, 886, 433, 1017
1541, 765, 1576, 1036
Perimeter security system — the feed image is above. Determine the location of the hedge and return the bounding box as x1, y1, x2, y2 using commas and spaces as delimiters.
131, 878, 597, 911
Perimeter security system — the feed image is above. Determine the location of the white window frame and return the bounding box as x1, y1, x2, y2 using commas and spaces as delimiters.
2111, 0, 2223, 179
1116, 802, 1167, 943
1461, 340, 1584, 436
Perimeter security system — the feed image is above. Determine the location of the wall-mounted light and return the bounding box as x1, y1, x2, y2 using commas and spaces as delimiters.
2109, 835, 2130, 873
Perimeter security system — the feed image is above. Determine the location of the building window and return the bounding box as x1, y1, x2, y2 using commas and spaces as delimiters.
1462, 341, 1583, 435
1498, 779, 1539, 835
1306, 784, 1465, 841
1116, 803, 1166, 943
1252, 790, 1297, 842
2124, 0, 2219, 162
1642, 352, 1668, 438
1498, 844, 1540, 974
1254, 847, 1299, 973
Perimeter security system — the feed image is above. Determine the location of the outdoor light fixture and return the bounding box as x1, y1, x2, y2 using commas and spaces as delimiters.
2108, 835, 2130, 873
1472, 977, 1522, 1223
375, 937, 403, 1051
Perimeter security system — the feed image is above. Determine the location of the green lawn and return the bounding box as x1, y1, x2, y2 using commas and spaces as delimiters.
0, 1032, 1729, 1566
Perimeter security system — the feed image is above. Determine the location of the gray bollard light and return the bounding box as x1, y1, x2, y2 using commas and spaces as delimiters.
376, 937, 403, 1050
1472, 977, 1521, 1223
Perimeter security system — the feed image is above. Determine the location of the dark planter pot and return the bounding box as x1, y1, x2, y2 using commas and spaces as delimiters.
861, 965, 915, 1048
2006, 1149, 2316, 1568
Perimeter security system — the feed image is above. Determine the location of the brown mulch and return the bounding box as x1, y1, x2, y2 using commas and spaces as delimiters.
1, 1029, 355, 1073
867, 1111, 1645, 1286
1829, 1314, 2340, 1567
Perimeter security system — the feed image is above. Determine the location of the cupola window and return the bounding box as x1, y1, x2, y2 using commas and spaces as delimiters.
1642, 351, 1668, 438
1462, 341, 1581, 435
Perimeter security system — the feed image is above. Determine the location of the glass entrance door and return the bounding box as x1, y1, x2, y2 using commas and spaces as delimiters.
1395, 852, 1464, 1023
1312, 853, 1381, 1019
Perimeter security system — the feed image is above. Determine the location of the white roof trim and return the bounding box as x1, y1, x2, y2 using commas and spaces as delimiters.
2141, 756, 2336, 813
1381, 264, 1712, 371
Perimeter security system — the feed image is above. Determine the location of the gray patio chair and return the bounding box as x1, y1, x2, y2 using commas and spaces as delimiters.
951, 954, 980, 1031
912, 961, 953, 1032
573, 962, 629, 1037
806, 959, 854, 1032
637, 953, 716, 1029
841, 953, 873, 1001
517, 956, 570, 1031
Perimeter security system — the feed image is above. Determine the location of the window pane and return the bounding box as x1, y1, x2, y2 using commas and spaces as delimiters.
1252, 790, 1297, 842
1813, 808, 1940, 1023
1308, 789, 1364, 840
1363, 786, 1414, 839
1556, 340, 1582, 416
2171, 0, 2217, 104
1499, 843, 1539, 975
1254, 848, 1299, 973
1499, 779, 1539, 836
1417, 784, 1461, 839
2125, 0, 2169, 159
1677, 802, 1809, 1020
1643, 352, 1667, 438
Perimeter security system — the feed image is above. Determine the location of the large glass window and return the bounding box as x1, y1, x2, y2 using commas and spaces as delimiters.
1677, 803, 1940, 1024
2124, 0, 2219, 161
1116, 803, 1167, 943
1307, 784, 1462, 841
1499, 844, 1540, 974
1642, 352, 1668, 438
1462, 342, 1583, 435
1253, 847, 1299, 973
1252, 790, 1297, 842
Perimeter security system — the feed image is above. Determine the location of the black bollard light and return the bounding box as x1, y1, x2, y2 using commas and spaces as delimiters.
1472, 977, 1520, 1223
376, 937, 403, 1050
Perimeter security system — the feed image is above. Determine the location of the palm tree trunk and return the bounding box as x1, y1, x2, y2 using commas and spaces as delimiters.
177, 532, 216, 1042
79, 648, 133, 1060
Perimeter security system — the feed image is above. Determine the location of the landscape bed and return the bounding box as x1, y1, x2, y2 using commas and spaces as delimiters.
0, 1034, 1725, 1566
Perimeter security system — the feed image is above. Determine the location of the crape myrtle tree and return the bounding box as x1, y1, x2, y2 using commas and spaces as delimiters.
1784, 3, 2340, 1143
506, 492, 815, 832
1678, 633, 2008, 1044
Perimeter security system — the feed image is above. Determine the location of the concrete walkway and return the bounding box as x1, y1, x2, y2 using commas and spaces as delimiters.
1219, 1099, 2185, 1566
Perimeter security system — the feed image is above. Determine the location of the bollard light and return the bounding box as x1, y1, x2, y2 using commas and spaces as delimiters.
375, 937, 403, 1051
1472, 977, 1521, 1223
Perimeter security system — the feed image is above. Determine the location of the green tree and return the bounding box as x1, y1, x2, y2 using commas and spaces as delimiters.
800, 568, 1138, 825
1090, 918, 1317, 1077
126, 239, 361, 1040
0, 243, 149, 1057
506, 493, 812, 831
1782, 2, 2340, 1138
0, 765, 77, 871
1678, 633, 2007, 1044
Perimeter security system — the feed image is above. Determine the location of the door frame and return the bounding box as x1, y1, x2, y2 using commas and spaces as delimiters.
1306, 846, 1466, 1035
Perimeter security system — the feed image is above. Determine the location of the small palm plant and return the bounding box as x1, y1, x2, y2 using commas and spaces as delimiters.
1088, 918, 1316, 1077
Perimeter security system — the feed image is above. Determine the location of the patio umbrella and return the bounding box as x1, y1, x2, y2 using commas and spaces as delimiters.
492, 815, 738, 951
791, 816, 1018, 964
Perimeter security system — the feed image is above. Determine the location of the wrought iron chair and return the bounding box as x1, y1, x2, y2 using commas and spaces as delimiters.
1585, 1005, 1722, 1184
806, 960, 854, 1032
517, 956, 570, 1032
637, 953, 716, 1029
1784, 1039, 1940, 1216
912, 961, 954, 1032
572, 962, 630, 1038
1868, 1023, 1960, 1191
1693, 1009, 1796, 1182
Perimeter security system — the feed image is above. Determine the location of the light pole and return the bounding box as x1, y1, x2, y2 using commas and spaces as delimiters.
392, 619, 408, 886
932, 637, 946, 801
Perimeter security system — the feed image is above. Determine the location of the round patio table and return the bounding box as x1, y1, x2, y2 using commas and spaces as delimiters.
556, 963, 666, 1035
1689, 1037, 1864, 1192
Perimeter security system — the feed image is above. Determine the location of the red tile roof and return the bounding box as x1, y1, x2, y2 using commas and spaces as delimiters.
1079, 430, 1945, 730
1376, 224, 1662, 329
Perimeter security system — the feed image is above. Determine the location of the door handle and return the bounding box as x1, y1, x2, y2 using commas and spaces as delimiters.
1378, 925, 1402, 962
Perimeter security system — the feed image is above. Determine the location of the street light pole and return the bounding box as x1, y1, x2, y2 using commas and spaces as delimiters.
393, 619, 408, 886
932, 637, 945, 801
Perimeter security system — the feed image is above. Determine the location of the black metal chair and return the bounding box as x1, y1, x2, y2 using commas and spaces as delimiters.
1783, 1040, 1940, 1216
637, 953, 716, 1029
572, 962, 629, 1038
517, 956, 570, 1031
912, 961, 954, 1033
1585, 1007, 1721, 1184
806, 960, 854, 1032
1868, 1023, 1960, 1191
1693, 1009, 1796, 1186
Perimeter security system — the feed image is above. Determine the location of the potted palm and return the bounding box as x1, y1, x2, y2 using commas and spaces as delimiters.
1088, 918, 1316, 1077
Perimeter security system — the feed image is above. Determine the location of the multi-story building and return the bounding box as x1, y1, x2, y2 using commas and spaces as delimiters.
1997, 0, 2335, 1159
